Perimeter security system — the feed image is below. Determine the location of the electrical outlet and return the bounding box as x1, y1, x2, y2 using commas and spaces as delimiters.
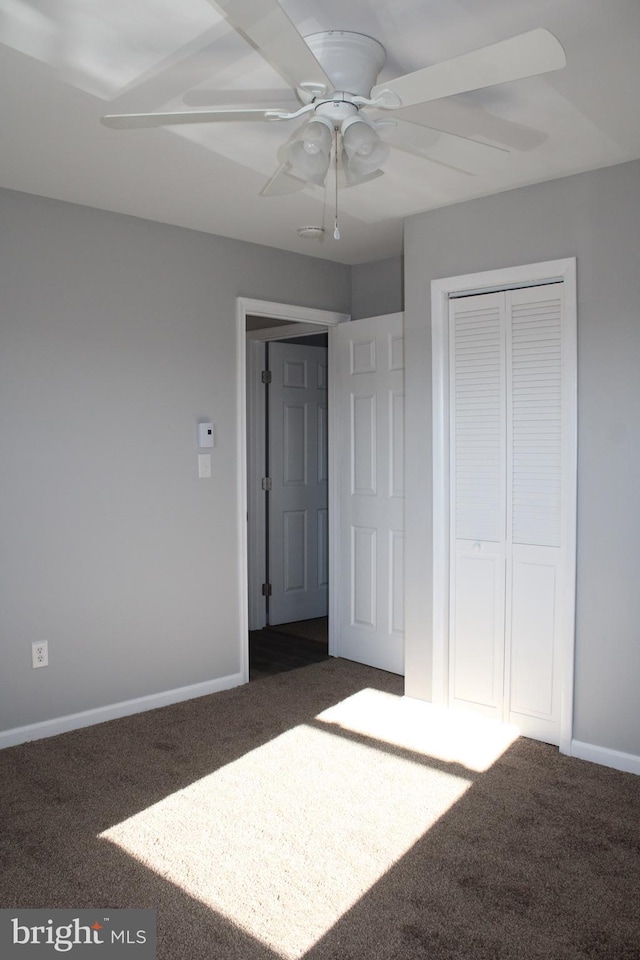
32, 641, 48, 669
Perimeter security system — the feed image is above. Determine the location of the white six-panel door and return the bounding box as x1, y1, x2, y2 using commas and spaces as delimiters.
268, 341, 328, 625
449, 283, 566, 743
335, 314, 404, 675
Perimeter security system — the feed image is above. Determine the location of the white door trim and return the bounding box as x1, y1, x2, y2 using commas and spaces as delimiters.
247, 321, 329, 341
237, 297, 349, 683
246, 338, 268, 632
430, 259, 577, 753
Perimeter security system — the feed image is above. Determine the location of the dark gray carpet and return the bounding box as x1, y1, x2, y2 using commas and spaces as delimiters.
1, 659, 639, 960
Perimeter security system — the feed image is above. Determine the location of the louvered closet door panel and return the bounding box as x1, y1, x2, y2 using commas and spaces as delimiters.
449, 293, 507, 718
509, 286, 563, 548
451, 293, 506, 543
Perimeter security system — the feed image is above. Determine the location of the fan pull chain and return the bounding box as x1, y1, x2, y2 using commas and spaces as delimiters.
333, 128, 341, 240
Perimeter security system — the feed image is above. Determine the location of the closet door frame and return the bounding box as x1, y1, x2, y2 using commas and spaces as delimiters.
431, 258, 577, 753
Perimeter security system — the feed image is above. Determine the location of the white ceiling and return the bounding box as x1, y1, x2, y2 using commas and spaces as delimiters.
1, 0, 639, 265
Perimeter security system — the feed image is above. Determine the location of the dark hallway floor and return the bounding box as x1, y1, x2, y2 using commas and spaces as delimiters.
249, 617, 329, 680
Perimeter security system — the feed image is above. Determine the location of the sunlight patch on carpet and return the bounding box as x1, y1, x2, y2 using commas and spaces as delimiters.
316, 688, 521, 772
99, 691, 475, 959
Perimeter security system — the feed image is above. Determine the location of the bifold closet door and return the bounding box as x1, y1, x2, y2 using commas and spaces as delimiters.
449, 283, 565, 744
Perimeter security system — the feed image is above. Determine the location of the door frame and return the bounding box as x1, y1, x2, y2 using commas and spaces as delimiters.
237, 298, 349, 683
430, 258, 577, 752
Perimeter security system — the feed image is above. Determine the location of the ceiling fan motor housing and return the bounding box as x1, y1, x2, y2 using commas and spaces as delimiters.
302, 31, 387, 100
314, 99, 359, 125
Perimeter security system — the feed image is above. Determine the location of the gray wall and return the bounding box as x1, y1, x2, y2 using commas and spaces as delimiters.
0, 188, 350, 732
351, 256, 403, 319
403, 160, 640, 757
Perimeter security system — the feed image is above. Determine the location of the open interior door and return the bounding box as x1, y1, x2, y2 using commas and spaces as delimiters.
333, 313, 405, 674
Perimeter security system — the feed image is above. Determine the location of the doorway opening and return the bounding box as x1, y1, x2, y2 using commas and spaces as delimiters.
248, 328, 329, 679
241, 302, 346, 682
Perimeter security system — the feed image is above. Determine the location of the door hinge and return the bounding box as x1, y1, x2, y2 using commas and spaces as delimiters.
261, 582, 272, 597
261, 369, 272, 384
261, 476, 272, 491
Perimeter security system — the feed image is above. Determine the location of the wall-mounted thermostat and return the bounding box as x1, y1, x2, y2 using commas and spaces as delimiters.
197, 422, 214, 448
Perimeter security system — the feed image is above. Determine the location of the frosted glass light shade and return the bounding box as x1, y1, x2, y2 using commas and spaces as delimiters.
342, 118, 390, 177
287, 119, 333, 185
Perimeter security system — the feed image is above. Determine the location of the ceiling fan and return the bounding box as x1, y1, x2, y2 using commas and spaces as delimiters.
101, 0, 566, 234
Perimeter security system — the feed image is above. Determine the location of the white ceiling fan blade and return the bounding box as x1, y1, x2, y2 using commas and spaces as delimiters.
260, 163, 307, 196
209, 0, 332, 93
394, 100, 546, 152
385, 118, 521, 176
388, 116, 509, 154
339, 166, 385, 189
372, 29, 566, 108
182, 88, 299, 108
390, 139, 476, 177
101, 108, 282, 129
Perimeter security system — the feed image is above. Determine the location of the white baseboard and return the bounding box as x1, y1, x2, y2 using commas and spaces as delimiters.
569, 739, 640, 776
0, 672, 245, 750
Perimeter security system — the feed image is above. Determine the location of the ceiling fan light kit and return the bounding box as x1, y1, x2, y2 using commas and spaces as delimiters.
100, 1, 567, 240
287, 110, 389, 190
